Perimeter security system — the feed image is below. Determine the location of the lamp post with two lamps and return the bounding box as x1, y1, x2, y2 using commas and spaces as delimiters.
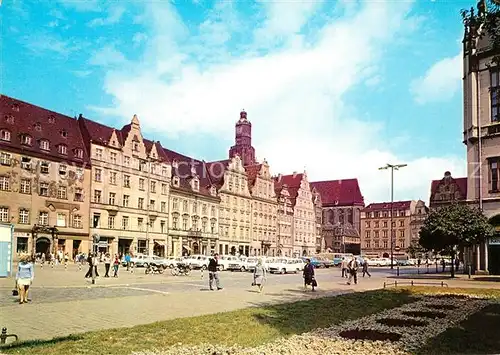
378, 163, 407, 270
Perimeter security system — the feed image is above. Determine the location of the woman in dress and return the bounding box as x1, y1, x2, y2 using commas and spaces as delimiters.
253, 258, 267, 293
303, 258, 316, 291
16, 253, 34, 304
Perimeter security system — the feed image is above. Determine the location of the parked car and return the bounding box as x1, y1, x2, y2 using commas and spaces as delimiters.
302, 257, 322, 268
227, 257, 248, 271
366, 257, 391, 267
189, 255, 210, 269
218, 255, 241, 271
245, 257, 258, 271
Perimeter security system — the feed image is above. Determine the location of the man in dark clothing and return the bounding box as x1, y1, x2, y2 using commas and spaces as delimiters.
362, 260, 371, 278
85, 253, 93, 278
207, 254, 222, 290
303, 259, 316, 291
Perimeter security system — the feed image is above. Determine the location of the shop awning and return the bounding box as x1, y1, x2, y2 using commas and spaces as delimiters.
182, 245, 192, 251
154, 240, 165, 247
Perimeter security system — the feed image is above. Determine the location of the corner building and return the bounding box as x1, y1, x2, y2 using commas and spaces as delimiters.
0, 96, 91, 260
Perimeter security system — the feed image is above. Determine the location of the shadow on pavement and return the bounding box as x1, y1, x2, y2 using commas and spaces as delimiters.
0, 334, 84, 351
474, 277, 500, 282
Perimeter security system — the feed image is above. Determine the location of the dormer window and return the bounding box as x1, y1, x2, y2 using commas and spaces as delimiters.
11, 104, 19, 112
59, 164, 67, 176
173, 176, 180, 187
60, 130, 68, 138
40, 139, 50, 151
172, 159, 178, 168
133, 142, 139, 152
58, 144, 68, 155
20, 134, 32, 146
34, 122, 41, 131
5, 115, 14, 124
210, 186, 217, 196
192, 178, 199, 191
74, 148, 83, 159
0, 130, 11, 142
48, 115, 55, 123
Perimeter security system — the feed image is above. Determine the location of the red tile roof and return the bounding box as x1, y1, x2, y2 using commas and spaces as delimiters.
163, 148, 216, 197
245, 164, 262, 188
0, 94, 90, 166
430, 172, 467, 203
310, 179, 365, 207
273, 173, 303, 207
363, 200, 412, 212
205, 159, 230, 187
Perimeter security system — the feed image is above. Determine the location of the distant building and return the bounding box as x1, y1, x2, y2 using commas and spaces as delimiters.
310, 179, 365, 254
429, 171, 467, 210
361, 200, 428, 259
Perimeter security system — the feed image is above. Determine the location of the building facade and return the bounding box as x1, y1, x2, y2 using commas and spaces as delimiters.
246, 160, 278, 256
311, 187, 324, 253
163, 149, 219, 257
463, 8, 500, 274
274, 173, 317, 257
274, 183, 294, 256
429, 171, 468, 210
361, 200, 427, 259
0, 96, 91, 260
78, 114, 172, 257
310, 179, 365, 254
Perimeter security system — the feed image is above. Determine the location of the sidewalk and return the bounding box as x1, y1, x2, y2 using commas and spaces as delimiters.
0, 280, 382, 342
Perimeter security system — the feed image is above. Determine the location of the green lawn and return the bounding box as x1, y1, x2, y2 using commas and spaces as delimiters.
2, 287, 500, 355
1, 289, 414, 355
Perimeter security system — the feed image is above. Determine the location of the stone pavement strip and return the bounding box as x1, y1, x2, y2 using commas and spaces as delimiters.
0, 281, 381, 342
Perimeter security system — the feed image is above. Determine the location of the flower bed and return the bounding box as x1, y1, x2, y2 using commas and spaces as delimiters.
132, 295, 497, 355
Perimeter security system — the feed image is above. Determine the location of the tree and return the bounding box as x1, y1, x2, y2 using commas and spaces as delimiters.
406, 242, 425, 259
418, 203, 494, 277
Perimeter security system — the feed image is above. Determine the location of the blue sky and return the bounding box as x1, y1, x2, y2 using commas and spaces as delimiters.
1, 0, 471, 203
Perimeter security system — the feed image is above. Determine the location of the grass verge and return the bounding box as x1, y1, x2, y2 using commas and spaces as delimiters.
1, 289, 415, 355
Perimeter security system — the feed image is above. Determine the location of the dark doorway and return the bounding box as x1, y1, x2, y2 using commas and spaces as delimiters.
488, 245, 500, 275
230, 246, 236, 255
36, 237, 51, 255
383, 252, 390, 258
118, 239, 132, 256
302, 250, 307, 256
193, 242, 199, 254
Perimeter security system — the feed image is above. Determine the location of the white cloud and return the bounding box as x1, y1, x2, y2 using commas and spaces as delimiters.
87, 6, 125, 27
90, 0, 464, 204
88, 45, 127, 66
410, 52, 462, 104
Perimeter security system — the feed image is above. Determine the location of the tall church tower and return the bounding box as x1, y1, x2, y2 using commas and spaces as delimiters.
229, 110, 256, 166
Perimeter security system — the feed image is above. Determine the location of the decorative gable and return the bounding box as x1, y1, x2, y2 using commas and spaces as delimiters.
109, 130, 121, 149
122, 115, 146, 158
149, 142, 159, 160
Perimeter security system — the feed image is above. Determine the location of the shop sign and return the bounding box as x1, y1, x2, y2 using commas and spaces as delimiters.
489, 236, 500, 245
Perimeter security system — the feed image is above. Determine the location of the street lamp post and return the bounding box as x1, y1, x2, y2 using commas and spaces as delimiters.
379, 163, 407, 270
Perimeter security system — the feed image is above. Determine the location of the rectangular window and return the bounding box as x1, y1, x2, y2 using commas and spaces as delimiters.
490, 159, 500, 192
109, 172, 117, 185
39, 182, 48, 196
93, 213, 101, 228
161, 201, 166, 213
94, 168, 102, 182
73, 215, 82, 228
95, 148, 103, 160
123, 175, 130, 188
0, 176, 9, 191
182, 217, 188, 230
161, 183, 167, 195
20, 179, 31, 194
21, 157, 31, 170
38, 211, 49, 225
0, 152, 11, 166
491, 70, 500, 122
109, 192, 116, 205
57, 186, 67, 199
109, 152, 117, 164
59, 164, 67, 176
160, 220, 166, 233
40, 162, 49, 174
173, 198, 179, 210
137, 218, 144, 231
123, 195, 129, 207
74, 188, 83, 202
56, 213, 66, 227
150, 199, 155, 210
151, 181, 156, 193
0, 207, 8, 222
19, 209, 29, 224
138, 197, 144, 209
124, 156, 130, 166
399, 220, 404, 227
16, 237, 28, 253
139, 178, 145, 190
122, 216, 129, 230
108, 216, 115, 229
173, 216, 178, 229
94, 190, 102, 203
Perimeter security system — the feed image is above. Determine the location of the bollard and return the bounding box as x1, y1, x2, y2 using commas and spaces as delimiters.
383, 282, 386, 288
441, 281, 444, 287
411, 280, 414, 286
468, 264, 472, 279
397, 266, 400, 277
417, 266, 420, 275
435, 262, 438, 273
395, 280, 398, 287
0, 327, 18, 344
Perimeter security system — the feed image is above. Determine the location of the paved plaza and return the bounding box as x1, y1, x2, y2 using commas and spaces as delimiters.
1, 264, 498, 343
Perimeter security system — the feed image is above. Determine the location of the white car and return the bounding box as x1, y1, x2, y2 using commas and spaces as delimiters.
217, 255, 240, 271
246, 257, 258, 271
184, 255, 210, 269
269, 258, 304, 274
366, 257, 391, 267
227, 257, 248, 271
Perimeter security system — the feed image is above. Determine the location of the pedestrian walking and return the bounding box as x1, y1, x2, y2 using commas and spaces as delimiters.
362, 259, 371, 277
84, 253, 93, 278
113, 254, 120, 277
207, 253, 222, 291
252, 258, 267, 293
347, 256, 359, 285
341, 257, 347, 278
125, 253, 131, 271
15, 253, 34, 304
103, 253, 111, 277
303, 258, 316, 291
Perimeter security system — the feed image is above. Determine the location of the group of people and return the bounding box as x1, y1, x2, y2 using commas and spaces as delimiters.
340, 256, 371, 285
206, 254, 319, 293
84, 252, 121, 278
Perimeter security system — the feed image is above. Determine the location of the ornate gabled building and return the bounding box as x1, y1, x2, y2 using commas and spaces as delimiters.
163, 148, 219, 257
310, 179, 364, 254
274, 172, 317, 257
78, 114, 171, 257
0, 95, 91, 260
274, 182, 294, 256
207, 156, 252, 256
246, 160, 278, 256
429, 171, 468, 209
